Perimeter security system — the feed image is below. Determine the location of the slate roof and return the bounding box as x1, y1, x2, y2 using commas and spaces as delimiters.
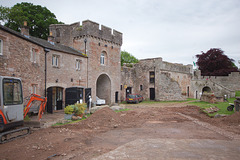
0, 24, 87, 58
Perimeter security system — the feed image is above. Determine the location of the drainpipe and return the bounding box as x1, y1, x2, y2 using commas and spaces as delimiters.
44, 48, 50, 97
84, 38, 88, 88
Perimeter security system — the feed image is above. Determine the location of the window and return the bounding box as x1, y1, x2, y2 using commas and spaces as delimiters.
149, 71, 155, 83
31, 48, 36, 63
100, 53, 105, 65
0, 39, 3, 55
3, 78, 23, 105
31, 84, 37, 94
52, 55, 59, 67
76, 59, 81, 70
140, 85, 143, 91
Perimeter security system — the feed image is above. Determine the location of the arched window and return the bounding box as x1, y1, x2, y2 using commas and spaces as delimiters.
100, 53, 105, 65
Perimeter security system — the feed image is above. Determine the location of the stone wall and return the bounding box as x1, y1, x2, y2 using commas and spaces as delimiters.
50, 20, 122, 104
120, 58, 192, 101
0, 26, 88, 108
49, 20, 122, 47
0, 29, 45, 98
191, 70, 239, 99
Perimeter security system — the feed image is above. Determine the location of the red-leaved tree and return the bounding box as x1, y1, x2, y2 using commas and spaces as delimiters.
196, 48, 238, 76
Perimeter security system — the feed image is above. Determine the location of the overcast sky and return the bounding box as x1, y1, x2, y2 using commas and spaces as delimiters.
1, 0, 240, 67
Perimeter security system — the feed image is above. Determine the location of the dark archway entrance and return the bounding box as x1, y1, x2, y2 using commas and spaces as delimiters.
47, 87, 63, 113
96, 74, 111, 104
202, 86, 211, 93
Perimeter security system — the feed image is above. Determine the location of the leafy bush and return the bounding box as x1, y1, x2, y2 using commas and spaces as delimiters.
64, 105, 74, 114
74, 103, 87, 116
65, 103, 87, 115
236, 91, 240, 97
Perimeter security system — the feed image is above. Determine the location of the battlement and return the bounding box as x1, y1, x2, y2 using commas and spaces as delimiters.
78, 20, 122, 45
49, 20, 122, 46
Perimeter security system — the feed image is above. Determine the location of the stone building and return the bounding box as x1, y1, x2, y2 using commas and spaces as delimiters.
0, 23, 87, 113
49, 20, 122, 104
121, 58, 193, 101
191, 70, 240, 99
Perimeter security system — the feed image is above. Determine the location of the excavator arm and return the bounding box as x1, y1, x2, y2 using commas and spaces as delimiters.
24, 94, 47, 120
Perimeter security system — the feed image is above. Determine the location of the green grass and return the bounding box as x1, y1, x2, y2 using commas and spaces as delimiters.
115, 108, 131, 112
235, 91, 240, 97
52, 113, 91, 127
188, 98, 235, 116
140, 98, 196, 104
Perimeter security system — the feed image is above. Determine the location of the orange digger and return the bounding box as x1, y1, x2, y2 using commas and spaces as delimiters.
0, 76, 47, 143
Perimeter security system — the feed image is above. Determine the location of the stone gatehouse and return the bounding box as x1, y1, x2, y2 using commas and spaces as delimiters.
49, 20, 122, 105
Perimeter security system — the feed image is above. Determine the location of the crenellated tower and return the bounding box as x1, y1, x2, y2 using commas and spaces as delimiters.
49, 20, 123, 105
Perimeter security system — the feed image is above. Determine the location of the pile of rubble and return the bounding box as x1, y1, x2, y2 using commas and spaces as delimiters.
204, 106, 220, 114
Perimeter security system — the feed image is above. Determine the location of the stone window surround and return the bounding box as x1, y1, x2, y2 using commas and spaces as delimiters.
0, 39, 2, 55
149, 71, 155, 83
76, 59, 82, 71
30, 48, 38, 63
52, 54, 60, 68
100, 52, 105, 65
31, 84, 38, 94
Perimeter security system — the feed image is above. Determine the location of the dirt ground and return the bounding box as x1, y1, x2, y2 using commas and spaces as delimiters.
0, 102, 240, 160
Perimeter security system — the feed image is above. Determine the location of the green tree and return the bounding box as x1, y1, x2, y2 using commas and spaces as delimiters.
196, 48, 238, 76
121, 51, 139, 66
0, 2, 63, 40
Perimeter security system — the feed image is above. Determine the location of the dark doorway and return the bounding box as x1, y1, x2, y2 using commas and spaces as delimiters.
47, 87, 63, 113
115, 91, 118, 103
65, 87, 84, 106
202, 86, 211, 93
56, 87, 63, 110
85, 88, 91, 107
150, 88, 155, 100
187, 86, 190, 97
126, 87, 132, 99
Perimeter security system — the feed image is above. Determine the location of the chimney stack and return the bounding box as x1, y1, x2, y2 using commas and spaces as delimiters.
21, 21, 29, 36
48, 31, 55, 44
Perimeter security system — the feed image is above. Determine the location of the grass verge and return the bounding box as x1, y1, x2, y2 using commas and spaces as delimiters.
188, 98, 235, 116
52, 113, 91, 127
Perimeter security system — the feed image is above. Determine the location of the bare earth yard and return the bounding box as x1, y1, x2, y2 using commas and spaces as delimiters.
0, 102, 240, 160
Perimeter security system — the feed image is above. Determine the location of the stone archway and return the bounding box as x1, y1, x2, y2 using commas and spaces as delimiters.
202, 86, 211, 93
96, 74, 111, 104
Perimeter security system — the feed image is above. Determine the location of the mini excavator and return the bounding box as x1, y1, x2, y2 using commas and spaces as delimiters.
0, 76, 47, 143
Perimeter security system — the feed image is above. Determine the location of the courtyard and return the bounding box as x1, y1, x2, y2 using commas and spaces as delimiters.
0, 101, 240, 160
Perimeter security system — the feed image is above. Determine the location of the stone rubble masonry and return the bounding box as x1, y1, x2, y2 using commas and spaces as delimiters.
121, 58, 192, 101
191, 70, 240, 99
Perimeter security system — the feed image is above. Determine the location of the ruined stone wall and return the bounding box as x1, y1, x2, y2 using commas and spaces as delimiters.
192, 70, 240, 99
120, 58, 191, 101
157, 72, 184, 101
0, 29, 45, 98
